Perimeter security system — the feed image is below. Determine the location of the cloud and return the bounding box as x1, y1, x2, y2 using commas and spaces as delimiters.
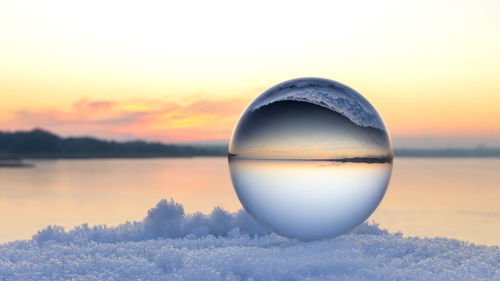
73, 98, 117, 112
1, 97, 250, 142
0, 199, 497, 280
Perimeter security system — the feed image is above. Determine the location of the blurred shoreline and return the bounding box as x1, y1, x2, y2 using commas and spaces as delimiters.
2, 129, 500, 160
4, 153, 500, 160
0, 157, 34, 167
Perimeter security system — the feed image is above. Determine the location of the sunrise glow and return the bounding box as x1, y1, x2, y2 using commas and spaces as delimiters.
1, 0, 499, 143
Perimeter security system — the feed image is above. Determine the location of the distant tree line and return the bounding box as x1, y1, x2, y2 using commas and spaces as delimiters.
0, 129, 499, 158
0, 129, 228, 158
394, 147, 500, 157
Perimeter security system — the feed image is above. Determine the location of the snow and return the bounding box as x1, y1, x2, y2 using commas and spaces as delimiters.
1, 199, 498, 280
248, 78, 386, 130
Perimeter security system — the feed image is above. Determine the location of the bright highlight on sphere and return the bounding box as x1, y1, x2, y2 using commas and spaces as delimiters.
228, 77, 393, 240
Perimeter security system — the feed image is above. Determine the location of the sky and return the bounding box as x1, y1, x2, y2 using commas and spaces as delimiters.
1, 0, 499, 147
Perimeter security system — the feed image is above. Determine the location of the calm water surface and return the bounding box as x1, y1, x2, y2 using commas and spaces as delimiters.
0, 157, 499, 245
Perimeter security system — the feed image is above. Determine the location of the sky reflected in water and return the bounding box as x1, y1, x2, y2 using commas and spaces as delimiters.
0, 157, 498, 245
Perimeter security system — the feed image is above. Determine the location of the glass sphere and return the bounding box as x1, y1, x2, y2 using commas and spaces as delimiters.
228, 77, 392, 240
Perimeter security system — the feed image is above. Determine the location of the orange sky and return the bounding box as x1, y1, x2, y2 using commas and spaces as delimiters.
1, 1, 499, 145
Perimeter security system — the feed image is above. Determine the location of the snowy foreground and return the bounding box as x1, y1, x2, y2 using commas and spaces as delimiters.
1, 200, 498, 280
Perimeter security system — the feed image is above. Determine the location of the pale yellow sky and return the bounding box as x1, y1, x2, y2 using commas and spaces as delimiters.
0, 0, 499, 143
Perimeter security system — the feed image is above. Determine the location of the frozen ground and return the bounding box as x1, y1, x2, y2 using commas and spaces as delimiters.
0, 199, 498, 280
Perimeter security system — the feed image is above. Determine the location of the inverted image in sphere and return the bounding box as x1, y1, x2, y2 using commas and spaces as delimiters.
229, 77, 392, 240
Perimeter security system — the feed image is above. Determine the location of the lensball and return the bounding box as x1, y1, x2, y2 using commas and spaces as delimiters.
228, 77, 392, 240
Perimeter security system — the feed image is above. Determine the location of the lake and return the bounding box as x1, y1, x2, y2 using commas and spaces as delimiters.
0, 157, 499, 245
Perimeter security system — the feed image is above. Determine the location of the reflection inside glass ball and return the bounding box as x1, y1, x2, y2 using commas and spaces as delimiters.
228, 77, 393, 240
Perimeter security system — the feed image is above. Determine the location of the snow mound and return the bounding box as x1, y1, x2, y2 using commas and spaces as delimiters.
248, 78, 386, 130
0, 199, 498, 280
